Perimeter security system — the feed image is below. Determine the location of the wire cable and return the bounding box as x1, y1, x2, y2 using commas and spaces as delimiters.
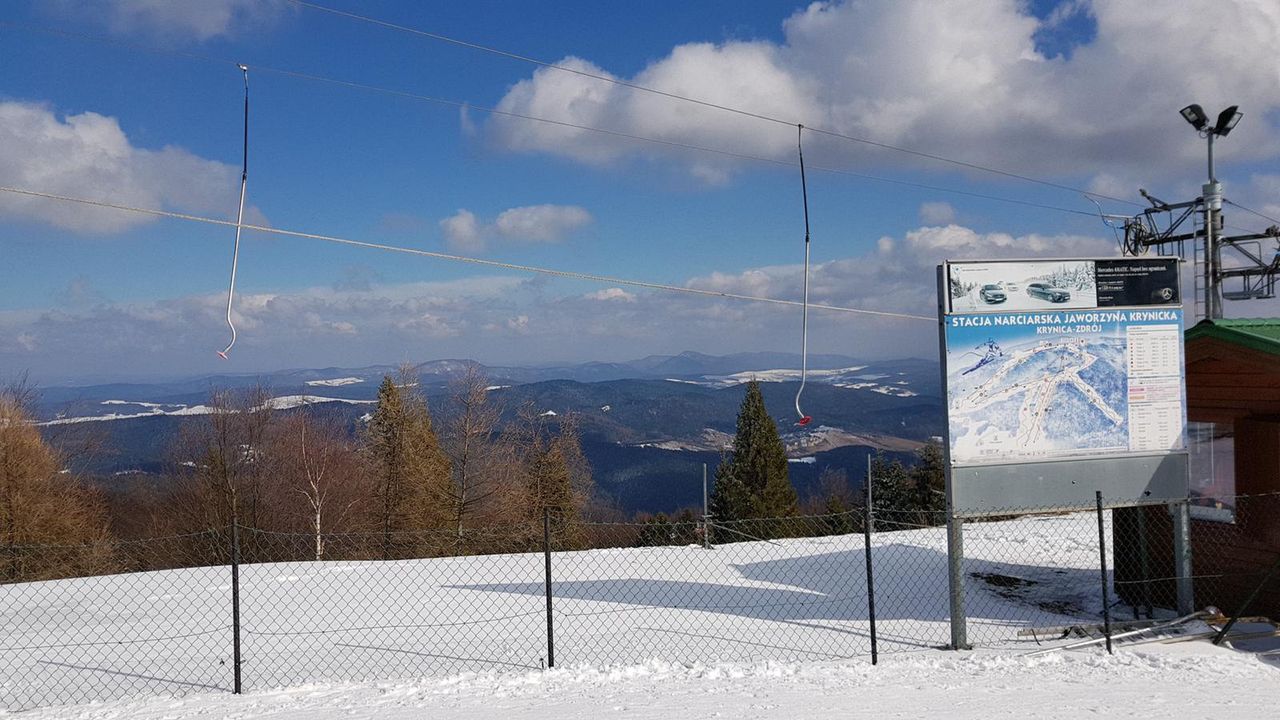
284, 0, 1141, 208
0, 185, 936, 322
219, 64, 250, 360
0, 20, 1105, 221
1224, 199, 1280, 227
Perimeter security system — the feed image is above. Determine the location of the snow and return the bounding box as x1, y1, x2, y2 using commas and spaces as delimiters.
304, 377, 364, 387
661, 368, 914, 396
39, 398, 373, 425
264, 396, 377, 410
5, 514, 1278, 717
14, 650, 1277, 719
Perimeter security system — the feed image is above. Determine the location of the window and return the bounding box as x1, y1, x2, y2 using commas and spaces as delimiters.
1187, 421, 1235, 522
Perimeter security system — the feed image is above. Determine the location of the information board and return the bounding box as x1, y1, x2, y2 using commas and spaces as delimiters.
939, 258, 1189, 514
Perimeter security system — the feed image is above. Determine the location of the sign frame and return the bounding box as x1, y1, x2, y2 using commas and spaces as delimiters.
937, 257, 1190, 518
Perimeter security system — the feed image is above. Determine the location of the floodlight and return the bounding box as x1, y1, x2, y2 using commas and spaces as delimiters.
1213, 105, 1242, 136
1180, 104, 1208, 131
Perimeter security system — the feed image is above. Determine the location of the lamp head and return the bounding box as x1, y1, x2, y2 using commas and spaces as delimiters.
1180, 104, 1208, 131
1213, 105, 1242, 136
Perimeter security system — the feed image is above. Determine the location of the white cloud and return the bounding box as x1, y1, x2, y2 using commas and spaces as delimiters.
440, 209, 484, 253
62, 0, 292, 41
919, 202, 957, 225
487, 0, 1280, 189
585, 287, 636, 302
0, 221, 1134, 380
439, 204, 592, 252
494, 205, 592, 242
0, 101, 254, 234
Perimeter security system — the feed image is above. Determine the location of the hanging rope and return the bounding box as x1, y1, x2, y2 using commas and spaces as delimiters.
795, 124, 813, 427
219, 64, 250, 360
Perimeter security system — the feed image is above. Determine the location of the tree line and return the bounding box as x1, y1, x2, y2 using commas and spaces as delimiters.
2, 374, 943, 582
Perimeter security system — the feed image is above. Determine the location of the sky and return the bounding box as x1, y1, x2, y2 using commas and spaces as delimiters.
2, 0, 1279, 383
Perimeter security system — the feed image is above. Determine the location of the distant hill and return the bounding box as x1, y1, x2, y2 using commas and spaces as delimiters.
36, 352, 941, 514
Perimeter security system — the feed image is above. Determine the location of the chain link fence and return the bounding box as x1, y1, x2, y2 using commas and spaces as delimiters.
4, 493, 1278, 710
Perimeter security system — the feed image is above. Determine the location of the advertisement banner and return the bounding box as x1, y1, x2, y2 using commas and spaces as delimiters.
948, 258, 1179, 314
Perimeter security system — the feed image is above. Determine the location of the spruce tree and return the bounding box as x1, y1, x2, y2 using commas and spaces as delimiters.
364, 372, 451, 558
710, 381, 797, 521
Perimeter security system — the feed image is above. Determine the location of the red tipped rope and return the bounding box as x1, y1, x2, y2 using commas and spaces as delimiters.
795, 124, 812, 427
220, 64, 250, 360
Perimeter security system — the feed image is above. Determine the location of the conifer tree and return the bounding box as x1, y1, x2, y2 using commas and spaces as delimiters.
364, 370, 451, 558
710, 380, 797, 521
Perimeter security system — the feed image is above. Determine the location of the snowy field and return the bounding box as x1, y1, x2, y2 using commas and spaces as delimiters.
4, 514, 1277, 716
13, 648, 1277, 720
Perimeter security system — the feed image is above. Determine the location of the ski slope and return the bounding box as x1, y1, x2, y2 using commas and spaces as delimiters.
4, 514, 1277, 717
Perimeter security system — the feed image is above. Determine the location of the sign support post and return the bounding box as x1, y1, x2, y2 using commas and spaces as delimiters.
938, 266, 969, 650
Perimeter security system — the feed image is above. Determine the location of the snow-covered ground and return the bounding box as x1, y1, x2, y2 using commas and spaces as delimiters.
13, 649, 1276, 720
303, 377, 365, 387
37, 396, 375, 425
4, 514, 1276, 716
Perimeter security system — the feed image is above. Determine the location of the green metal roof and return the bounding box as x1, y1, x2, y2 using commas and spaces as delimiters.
1185, 318, 1280, 357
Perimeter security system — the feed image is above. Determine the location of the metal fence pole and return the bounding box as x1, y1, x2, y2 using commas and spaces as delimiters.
1095, 491, 1113, 655
702, 463, 712, 550
543, 507, 555, 668
863, 456, 878, 665
1173, 500, 1195, 615
230, 519, 243, 693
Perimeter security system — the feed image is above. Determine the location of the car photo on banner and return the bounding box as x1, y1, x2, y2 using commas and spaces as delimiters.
948, 260, 1099, 313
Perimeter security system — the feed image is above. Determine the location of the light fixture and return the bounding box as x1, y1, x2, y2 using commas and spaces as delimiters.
1180, 104, 1208, 131
1213, 105, 1242, 136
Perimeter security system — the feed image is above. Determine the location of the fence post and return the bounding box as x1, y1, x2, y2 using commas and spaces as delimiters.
702, 463, 712, 550
863, 455, 878, 665
1095, 491, 1113, 655
230, 519, 243, 693
543, 507, 555, 668
1173, 500, 1195, 615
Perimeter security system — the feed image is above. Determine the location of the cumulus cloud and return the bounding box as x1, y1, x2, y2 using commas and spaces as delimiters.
487, 0, 1280, 189
440, 209, 485, 253
440, 204, 592, 252
585, 287, 636, 302
57, 0, 292, 41
0, 101, 255, 234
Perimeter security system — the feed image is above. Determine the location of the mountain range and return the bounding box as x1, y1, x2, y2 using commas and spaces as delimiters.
34, 352, 943, 514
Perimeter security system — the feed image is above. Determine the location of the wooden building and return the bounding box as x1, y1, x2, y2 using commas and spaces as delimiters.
1115, 319, 1280, 619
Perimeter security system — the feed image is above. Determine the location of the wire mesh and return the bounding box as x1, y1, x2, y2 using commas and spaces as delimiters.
3, 493, 1278, 711
1, 531, 234, 710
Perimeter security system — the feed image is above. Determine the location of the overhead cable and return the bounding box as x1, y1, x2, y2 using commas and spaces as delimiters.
0, 185, 936, 323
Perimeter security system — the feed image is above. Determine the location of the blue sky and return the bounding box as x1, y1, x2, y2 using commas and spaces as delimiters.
2, 0, 1279, 382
